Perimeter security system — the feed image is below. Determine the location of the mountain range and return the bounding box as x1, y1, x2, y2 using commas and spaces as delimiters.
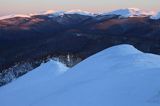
0, 8, 159, 20
0, 8, 160, 86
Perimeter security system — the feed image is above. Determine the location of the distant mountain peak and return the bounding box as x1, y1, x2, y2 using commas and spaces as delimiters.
65, 9, 95, 16
105, 8, 155, 17
0, 8, 159, 20
150, 11, 160, 20
0, 14, 31, 20
46, 9, 96, 17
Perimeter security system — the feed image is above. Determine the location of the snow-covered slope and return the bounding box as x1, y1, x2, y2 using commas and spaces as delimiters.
105, 8, 155, 17
0, 10, 95, 20
150, 12, 160, 20
0, 44, 160, 106
0, 14, 31, 20
48, 9, 95, 17
0, 8, 158, 20
0, 60, 69, 106
65, 9, 95, 16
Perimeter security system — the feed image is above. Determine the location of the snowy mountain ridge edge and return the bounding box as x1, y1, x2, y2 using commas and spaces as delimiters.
0, 8, 160, 20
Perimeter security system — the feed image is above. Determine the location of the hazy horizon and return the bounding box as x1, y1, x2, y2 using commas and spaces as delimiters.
0, 0, 160, 16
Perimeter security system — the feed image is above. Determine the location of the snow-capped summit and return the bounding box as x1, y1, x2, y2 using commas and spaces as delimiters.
105, 8, 155, 17
0, 9, 95, 20
65, 9, 95, 16
94, 44, 142, 57
0, 8, 158, 20
48, 9, 95, 17
150, 11, 160, 20
0, 14, 31, 20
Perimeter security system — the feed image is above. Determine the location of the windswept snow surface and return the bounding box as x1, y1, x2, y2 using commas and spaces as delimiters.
0, 60, 69, 106
1, 44, 160, 106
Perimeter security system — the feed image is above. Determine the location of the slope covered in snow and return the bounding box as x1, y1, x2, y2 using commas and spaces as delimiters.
0, 10, 95, 20
48, 9, 95, 17
0, 14, 31, 20
105, 8, 155, 17
65, 9, 95, 16
0, 60, 69, 106
0, 8, 158, 20
0, 44, 160, 106
150, 12, 160, 20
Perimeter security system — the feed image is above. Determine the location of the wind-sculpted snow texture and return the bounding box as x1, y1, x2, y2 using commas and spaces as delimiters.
0, 44, 160, 106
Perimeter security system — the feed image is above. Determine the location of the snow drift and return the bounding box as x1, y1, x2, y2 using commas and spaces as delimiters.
0, 44, 160, 106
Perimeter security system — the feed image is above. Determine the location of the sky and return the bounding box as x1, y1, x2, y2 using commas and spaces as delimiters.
0, 0, 160, 16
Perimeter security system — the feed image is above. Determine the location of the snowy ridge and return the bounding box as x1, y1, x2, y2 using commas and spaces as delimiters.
0, 8, 160, 20
150, 12, 160, 20
65, 9, 95, 16
0, 14, 31, 20
48, 9, 96, 17
0, 9, 95, 20
0, 44, 160, 106
0, 60, 68, 92
105, 8, 155, 18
